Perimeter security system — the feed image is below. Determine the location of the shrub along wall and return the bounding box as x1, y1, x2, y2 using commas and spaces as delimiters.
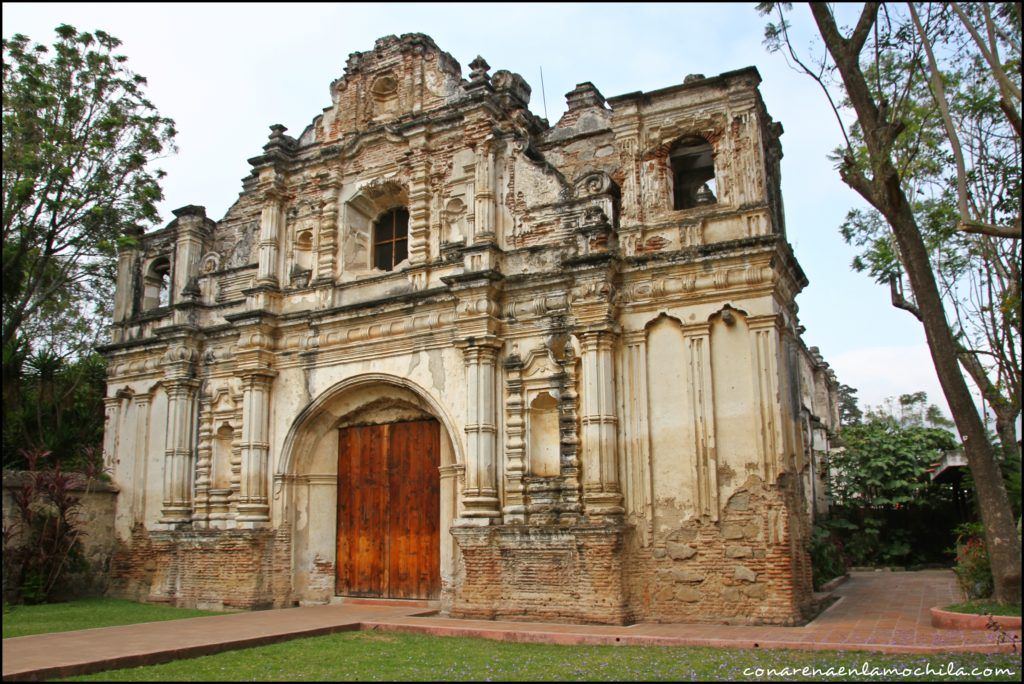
2, 470, 118, 602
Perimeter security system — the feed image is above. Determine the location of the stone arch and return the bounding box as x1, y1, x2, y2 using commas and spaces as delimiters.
277, 373, 462, 478
277, 373, 463, 605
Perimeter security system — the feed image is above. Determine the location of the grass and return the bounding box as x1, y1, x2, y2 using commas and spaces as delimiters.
2, 598, 227, 639
943, 601, 1022, 617
60, 631, 1022, 682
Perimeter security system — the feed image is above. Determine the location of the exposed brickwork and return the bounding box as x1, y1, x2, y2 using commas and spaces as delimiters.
624, 476, 814, 625
451, 524, 631, 625
109, 525, 293, 610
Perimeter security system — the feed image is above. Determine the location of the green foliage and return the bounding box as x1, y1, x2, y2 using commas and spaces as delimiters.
837, 383, 862, 427
826, 394, 961, 567
2, 447, 106, 604
2, 352, 107, 469
808, 522, 847, 589
2, 23, 175, 376
951, 521, 994, 601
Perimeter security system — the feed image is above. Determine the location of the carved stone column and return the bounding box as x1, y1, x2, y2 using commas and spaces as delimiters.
473, 141, 496, 243
749, 316, 784, 483
314, 173, 340, 285
192, 391, 214, 525
457, 339, 501, 521
237, 369, 276, 525
407, 127, 431, 265
579, 330, 623, 521
502, 354, 526, 523
257, 183, 285, 287
682, 324, 719, 519
159, 344, 199, 526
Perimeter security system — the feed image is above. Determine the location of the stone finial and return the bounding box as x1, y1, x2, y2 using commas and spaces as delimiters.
684, 73, 706, 84
268, 124, 287, 140
565, 82, 606, 112
468, 56, 491, 84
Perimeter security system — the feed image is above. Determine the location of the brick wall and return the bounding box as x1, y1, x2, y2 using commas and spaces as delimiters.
625, 475, 815, 625
108, 525, 293, 610
451, 524, 631, 624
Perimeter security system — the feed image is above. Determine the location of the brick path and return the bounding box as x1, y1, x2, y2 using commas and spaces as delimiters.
3, 570, 1018, 681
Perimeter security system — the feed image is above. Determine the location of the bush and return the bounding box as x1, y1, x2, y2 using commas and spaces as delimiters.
2, 447, 105, 604
809, 522, 848, 589
951, 522, 994, 601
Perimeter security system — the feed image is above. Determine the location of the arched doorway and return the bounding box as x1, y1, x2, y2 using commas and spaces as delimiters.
336, 418, 440, 599
277, 374, 462, 606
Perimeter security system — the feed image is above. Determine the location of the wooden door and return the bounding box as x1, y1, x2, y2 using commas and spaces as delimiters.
336, 420, 440, 599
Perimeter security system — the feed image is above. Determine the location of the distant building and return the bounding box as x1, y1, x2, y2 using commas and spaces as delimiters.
100, 33, 838, 625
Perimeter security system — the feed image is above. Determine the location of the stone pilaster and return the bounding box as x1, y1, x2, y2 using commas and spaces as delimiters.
620, 330, 653, 544
159, 343, 199, 526
112, 226, 143, 328
237, 369, 276, 525
102, 397, 121, 471
407, 127, 431, 265
579, 329, 623, 521
456, 339, 501, 521
682, 324, 719, 520
749, 316, 784, 483
257, 183, 285, 287
192, 392, 214, 525
171, 205, 213, 304
131, 393, 152, 524
314, 173, 340, 285
473, 141, 496, 243
502, 354, 526, 523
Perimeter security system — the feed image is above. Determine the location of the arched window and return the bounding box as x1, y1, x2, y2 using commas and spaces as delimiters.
143, 257, 171, 310
670, 137, 717, 210
373, 207, 409, 271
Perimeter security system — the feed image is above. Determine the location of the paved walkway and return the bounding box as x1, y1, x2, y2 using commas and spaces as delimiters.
3, 570, 1018, 680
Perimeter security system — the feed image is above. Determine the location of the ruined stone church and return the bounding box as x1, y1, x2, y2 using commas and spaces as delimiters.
100, 34, 838, 625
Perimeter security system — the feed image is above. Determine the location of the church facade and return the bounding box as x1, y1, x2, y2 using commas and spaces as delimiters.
100, 34, 838, 625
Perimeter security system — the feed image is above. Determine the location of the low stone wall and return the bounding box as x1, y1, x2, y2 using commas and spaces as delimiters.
451, 524, 632, 624
108, 524, 293, 610
2, 470, 119, 601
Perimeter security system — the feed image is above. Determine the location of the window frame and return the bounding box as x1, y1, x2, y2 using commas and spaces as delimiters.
372, 207, 410, 271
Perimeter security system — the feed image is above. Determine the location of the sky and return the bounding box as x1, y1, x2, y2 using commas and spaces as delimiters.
3, 2, 975, 419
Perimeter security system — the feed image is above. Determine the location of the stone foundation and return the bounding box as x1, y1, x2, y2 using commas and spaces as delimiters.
109, 524, 293, 610
451, 524, 631, 624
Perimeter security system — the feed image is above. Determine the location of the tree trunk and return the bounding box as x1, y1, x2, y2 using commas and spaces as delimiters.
810, 3, 1022, 604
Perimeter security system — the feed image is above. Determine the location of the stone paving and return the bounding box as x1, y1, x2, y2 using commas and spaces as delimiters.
3, 570, 1018, 681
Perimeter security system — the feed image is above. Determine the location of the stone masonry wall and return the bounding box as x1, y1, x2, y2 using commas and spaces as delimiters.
109, 525, 292, 610
625, 475, 814, 625
451, 524, 631, 624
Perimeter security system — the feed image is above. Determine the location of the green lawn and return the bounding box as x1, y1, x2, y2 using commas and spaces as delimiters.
60, 631, 1022, 682
2, 598, 226, 639
944, 601, 1022, 617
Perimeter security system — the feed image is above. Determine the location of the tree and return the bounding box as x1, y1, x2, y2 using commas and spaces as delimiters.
759, 3, 1021, 603
829, 404, 959, 565
1, 24, 176, 377
2, 24, 176, 462
838, 383, 864, 427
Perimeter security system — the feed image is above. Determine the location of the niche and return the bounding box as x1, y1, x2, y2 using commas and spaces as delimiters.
528, 391, 561, 477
